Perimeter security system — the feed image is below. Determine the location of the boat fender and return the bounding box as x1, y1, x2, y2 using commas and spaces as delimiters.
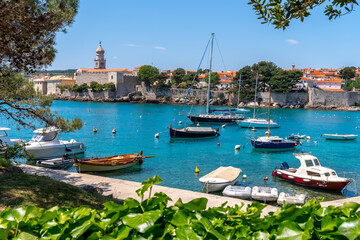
242, 174, 247, 179
197, 123, 200, 127
155, 133, 160, 138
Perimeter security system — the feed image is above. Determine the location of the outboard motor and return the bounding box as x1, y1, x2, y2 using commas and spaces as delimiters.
280, 162, 290, 170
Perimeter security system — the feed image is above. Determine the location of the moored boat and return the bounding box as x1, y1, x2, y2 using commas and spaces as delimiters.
288, 134, 306, 140
251, 186, 278, 202
169, 124, 219, 138
25, 127, 85, 159
272, 153, 353, 191
73, 151, 154, 173
199, 166, 242, 192
251, 136, 298, 149
238, 118, 280, 128
222, 185, 251, 199
36, 155, 74, 168
277, 192, 306, 205
323, 134, 358, 140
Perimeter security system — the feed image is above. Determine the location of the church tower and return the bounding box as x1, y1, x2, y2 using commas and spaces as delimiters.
94, 42, 106, 69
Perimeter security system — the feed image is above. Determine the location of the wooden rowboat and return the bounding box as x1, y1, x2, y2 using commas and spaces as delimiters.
73, 151, 154, 173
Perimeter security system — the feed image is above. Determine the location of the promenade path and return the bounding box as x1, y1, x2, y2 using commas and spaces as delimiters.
20, 165, 360, 216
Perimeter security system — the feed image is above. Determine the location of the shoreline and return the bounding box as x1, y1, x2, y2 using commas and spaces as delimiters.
54, 95, 360, 112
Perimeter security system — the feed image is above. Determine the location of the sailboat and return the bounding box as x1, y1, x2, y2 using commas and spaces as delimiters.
250, 88, 297, 149
186, 33, 245, 123
236, 74, 280, 128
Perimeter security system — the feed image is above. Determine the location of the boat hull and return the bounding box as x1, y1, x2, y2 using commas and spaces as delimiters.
26, 142, 85, 159
169, 128, 219, 138
251, 140, 297, 148
75, 158, 141, 173
272, 169, 351, 191
200, 179, 237, 192
222, 186, 251, 199
237, 121, 280, 128
323, 134, 358, 140
188, 115, 244, 123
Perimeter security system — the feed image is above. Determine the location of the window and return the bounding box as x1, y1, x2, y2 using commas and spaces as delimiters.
331, 172, 337, 176
313, 159, 320, 166
305, 160, 314, 167
307, 171, 321, 177
324, 172, 330, 177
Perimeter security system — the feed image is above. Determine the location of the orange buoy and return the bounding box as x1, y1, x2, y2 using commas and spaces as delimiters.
93, 127, 97, 133
217, 142, 220, 146
264, 176, 268, 181
84, 123, 86, 125
112, 128, 116, 134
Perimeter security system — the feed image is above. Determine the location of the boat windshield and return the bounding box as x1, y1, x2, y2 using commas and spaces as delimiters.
0, 130, 7, 137
313, 159, 320, 166
31, 132, 57, 142
325, 172, 330, 177
332, 171, 337, 176
305, 160, 314, 167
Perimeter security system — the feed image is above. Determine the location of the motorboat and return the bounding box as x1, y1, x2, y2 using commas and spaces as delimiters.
25, 127, 85, 159
188, 112, 244, 123
251, 186, 278, 202
272, 153, 353, 191
36, 155, 74, 168
169, 124, 219, 138
277, 192, 306, 205
199, 166, 242, 193
222, 185, 251, 200
73, 151, 154, 173
323, 134, 358, 140
288, 134, 306, 140
251, 136, 298, 149
0, 127, 24, 150
237, 118, 280, 128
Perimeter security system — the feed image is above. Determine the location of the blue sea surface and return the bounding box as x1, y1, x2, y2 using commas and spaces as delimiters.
4, 101, 360, 201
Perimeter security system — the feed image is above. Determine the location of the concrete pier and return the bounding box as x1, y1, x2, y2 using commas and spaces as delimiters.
20, 165, 360, 216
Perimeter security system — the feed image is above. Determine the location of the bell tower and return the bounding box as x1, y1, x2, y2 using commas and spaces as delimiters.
94, 41, 106, 69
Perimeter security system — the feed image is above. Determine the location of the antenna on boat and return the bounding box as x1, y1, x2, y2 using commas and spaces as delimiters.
253, 73, 259, 119
206, 33, 215, 115
237, 74, 242, 107
267, 88, 271, 137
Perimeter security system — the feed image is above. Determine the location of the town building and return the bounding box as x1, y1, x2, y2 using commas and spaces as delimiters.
74, 43, 139, 97
31, 75, 75, 95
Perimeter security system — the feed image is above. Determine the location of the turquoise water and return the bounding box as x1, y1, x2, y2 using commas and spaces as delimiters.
4, 101, 360, 201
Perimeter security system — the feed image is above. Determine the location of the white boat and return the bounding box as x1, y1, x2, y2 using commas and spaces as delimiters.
238, 118, 280, 128
251, 186, 278, 202
199, 166, 242, 193
36, 156, 74, 168
277, 192, 306, 205
25, 127, 85, 159
272, 153, 352, 191
323, 134, 358, 140
222, 185, 251, 199
236, 74, 279, 128
0, 127, 24, 147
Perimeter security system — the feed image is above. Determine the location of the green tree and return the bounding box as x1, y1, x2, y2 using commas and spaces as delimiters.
233, 66, 257, 100
183, 72, 199, 88
171, 68, 186, 85
0, 0, 81, 132
340, 67, 356, 90
252, 61, 281, 91
153, 72, 170, 89
248, 0, 358, 29
269, 70, 303, 92
205, 72, 220, 87
90, 81, 104, 92
137, 65, 160, 86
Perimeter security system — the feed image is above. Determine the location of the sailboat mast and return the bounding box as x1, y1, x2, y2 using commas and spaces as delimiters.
253, 73, 258, 119
267, 88, 271, 137
237, 74, 242, 106
206, 33, 214, 115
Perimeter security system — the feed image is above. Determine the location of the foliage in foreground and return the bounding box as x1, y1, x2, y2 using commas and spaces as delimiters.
1, 175, 360, 239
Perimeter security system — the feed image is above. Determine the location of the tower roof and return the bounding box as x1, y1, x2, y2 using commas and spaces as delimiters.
96, 44, 105, 53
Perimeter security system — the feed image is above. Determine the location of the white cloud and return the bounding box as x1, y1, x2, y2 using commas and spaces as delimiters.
286, 39, 299, 45
125, 43, 137, 47
154, 46, 166, 51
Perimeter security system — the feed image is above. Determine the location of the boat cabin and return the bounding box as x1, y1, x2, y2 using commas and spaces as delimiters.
30, 127, 61, 144
293, 154, 339, 179
257, 136, 283, 143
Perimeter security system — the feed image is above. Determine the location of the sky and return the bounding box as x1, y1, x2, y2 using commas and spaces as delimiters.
50, 0, 360, 72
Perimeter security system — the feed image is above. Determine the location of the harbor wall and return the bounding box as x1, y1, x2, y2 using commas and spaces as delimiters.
54, 87, 360, 110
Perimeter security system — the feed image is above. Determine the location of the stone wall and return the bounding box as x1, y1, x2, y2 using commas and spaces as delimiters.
116, 75, 139, 98
61, 89, 116, 99
258, 91, 309, 107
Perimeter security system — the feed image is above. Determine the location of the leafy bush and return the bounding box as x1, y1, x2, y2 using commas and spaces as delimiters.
90, 81, 104, 92
1, 176, 360, 239
103, 82, 116, 92
72, 83, 89, 93
0, 158, 11, 167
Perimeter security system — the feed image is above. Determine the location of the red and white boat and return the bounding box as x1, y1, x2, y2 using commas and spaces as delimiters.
272, 153, 353, 191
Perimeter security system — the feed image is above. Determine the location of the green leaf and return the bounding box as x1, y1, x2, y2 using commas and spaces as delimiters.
13, 232, 38, 240
115, 225, 132, 239
321, 215, 338, 232
199, 217, 226, 240
337, 219, 360, 240
70, 220, 93, 238
175, 225, 202, 240
123, 198, 140, 209
122, 210, 162, 233
252, 231, 270, 240
183, 198, 208, 211
0, 228, 9, 240
11, 208, 26, 223
171, 210, 191, 226
276, 220, 304, 240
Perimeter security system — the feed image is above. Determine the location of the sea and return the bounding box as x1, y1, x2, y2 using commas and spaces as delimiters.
4, 100, 360, 201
